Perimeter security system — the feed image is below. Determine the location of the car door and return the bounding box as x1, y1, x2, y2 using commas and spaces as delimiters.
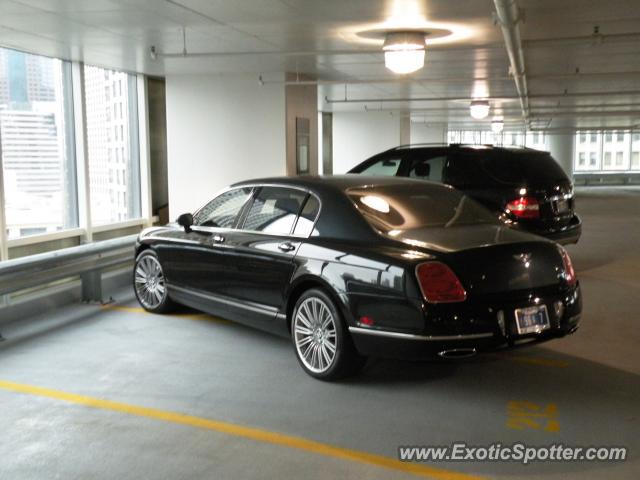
220, 186, 319, 330
157, 187, 254, 299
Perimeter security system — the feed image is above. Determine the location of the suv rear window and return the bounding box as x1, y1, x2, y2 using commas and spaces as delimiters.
447, 150, 568, 188
347, 184, 498, 232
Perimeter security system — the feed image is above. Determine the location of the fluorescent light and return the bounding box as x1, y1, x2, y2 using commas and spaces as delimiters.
491, 119, 504, 133
470, 100, 490, 119
383, 32, 425, 74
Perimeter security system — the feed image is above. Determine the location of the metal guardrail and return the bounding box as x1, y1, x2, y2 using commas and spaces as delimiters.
0, 234, 137, 303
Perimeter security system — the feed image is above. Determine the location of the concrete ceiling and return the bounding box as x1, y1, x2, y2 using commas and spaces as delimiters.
1, 0, 639, 131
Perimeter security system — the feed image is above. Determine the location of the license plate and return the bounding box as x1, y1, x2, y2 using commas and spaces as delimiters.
555, 199, 569, 213
515, 305, 550, 334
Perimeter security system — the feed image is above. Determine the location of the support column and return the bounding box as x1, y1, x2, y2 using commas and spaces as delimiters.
400, 116, 411, 145
547, 133, 575, 180
321, 112, 333, 174
285, 74, 318, 175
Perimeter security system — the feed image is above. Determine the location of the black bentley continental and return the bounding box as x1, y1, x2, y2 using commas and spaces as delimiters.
133, 176, 582, 380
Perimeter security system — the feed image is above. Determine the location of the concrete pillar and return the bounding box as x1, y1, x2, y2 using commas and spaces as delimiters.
547, 133, 575, 180
321, 112, 333, 174
285, 74, 318, 176
400, 116, 411, 145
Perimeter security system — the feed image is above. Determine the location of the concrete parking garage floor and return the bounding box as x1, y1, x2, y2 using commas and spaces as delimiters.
0, 187, 638, 480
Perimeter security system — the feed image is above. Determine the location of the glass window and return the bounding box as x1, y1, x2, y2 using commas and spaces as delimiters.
193, 187, 252, 228
616, 151, 624, 167
604, 132, 612, 143
617, 132, 624, 142
0, 47, 77, 239
579, 133, 586, 143
603, 152, 612, 168
590, 133, 597, 143
578, 153, 586, 167
84, 65, 140, 225
447, 150, 567, 188
242, 187, 306, 235
632, 152, 640, 169
293, 195, 320, 237
590, 152, 597, 167
358, 157, 401, 176
409, 156, 445, 182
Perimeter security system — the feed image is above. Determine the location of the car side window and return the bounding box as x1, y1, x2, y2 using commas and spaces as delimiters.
359, 157, 401, 176
293, 195, 320, 237
409, 156, 446, 182
444, 153, 488, 188
242, 187, 306, 235
193, 187, 253, 228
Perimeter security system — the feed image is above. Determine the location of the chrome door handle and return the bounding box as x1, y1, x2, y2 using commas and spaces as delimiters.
213, 234, 225, 243
278, 241, 296, 252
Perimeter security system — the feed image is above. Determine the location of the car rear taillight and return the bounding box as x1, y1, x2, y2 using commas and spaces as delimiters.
506, 196, 540, 219
559, 247, 577, 286
416, 262, 467, 303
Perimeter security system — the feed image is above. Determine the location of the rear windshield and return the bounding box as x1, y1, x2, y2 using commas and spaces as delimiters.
448, 150, 568, 187
347, 184, 499, 232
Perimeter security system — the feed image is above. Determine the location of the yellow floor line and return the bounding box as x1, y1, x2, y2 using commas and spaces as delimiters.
100, 304, 229, 323
508, 356, 569, 368
0, 379, 483, 480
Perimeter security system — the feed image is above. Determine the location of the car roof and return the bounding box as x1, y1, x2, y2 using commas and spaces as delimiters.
231, 174, 446, 192
388, 143, 545, 153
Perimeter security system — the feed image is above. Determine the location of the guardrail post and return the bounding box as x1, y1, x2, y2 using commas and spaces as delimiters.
81, 270, 105, 303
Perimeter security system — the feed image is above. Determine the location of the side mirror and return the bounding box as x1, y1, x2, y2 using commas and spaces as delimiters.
177, 213, 193, 233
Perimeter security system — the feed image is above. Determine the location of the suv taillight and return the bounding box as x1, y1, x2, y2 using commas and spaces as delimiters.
416, 262, 467, 303
506, 196, 540, 219
559, 247, 577, 286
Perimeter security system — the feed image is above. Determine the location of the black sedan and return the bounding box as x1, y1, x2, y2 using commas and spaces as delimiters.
133, 176, 582, 380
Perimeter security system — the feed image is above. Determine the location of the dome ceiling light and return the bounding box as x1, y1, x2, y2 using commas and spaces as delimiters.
383, 32, 426, 74
470, 100, 490, 119
356, 27, 452, 76
491, 119, 504, 133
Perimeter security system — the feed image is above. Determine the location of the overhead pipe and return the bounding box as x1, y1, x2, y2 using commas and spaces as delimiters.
149, 30, 640, 61
258, 70, 640, 88
325, 90, 640, 104
493, 0, 529, 120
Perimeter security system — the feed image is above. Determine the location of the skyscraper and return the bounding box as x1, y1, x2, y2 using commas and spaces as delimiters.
0, 47, 73, 238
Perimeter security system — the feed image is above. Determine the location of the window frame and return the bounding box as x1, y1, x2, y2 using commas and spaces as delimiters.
237, 185, 321, 238
191, 186, 255, 231
0, 45, 153, 262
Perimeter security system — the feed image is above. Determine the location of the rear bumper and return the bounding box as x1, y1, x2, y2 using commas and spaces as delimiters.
532, 214, 582, 245
348, 285, 582, 360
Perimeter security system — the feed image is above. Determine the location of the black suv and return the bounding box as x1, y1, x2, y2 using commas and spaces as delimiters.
348, 144, 581, 244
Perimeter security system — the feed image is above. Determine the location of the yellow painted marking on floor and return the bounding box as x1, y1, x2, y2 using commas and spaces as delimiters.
100, 304, 228, 323
0, 379, 483, 480
506, 401, 560, 432
508, 356, 569, 368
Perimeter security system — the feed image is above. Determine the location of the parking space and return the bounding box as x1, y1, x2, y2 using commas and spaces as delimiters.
1, 188, 638, 479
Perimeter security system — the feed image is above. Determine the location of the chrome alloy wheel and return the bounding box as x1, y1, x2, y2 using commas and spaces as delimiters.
293, 297, 338, 374
134, 254, 167, 309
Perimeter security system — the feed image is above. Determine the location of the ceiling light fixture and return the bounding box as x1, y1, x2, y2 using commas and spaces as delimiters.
383, 32, 426, 74
491, 119, 504, 133
470, 100, 490, 119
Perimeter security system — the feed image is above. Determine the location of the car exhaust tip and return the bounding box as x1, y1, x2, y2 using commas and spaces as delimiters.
438, 348, 477, 359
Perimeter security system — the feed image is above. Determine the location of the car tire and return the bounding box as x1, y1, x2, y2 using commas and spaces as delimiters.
133, 249, 175, 314
291, 288, 366, 380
